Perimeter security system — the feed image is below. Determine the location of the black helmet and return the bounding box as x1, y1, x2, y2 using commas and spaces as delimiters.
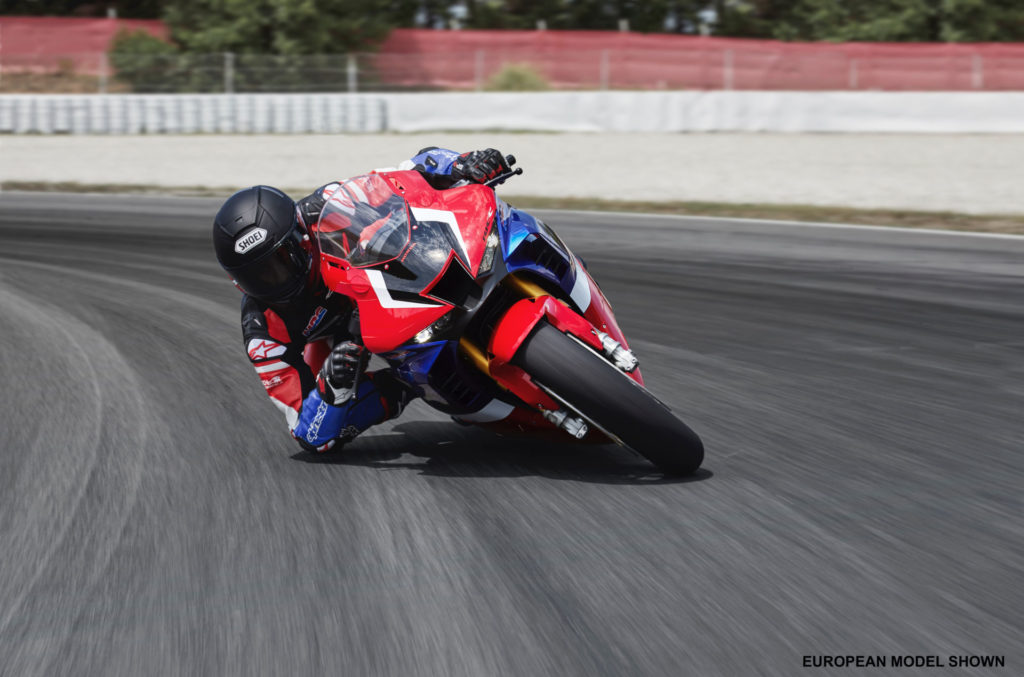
213, 186, 312, 304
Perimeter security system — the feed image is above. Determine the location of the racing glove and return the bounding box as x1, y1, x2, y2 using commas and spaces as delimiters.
317, 341, 370, 406
451, 149, 511, 184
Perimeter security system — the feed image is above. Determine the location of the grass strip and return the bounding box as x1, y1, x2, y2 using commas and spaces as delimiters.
4, 181, 1023, 235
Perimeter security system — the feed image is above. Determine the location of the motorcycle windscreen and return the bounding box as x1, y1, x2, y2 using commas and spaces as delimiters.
317, 174, 471, 299
317, 175, 412, 268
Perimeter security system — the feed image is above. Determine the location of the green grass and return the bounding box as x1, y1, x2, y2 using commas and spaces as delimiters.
4, 181, 1023, 235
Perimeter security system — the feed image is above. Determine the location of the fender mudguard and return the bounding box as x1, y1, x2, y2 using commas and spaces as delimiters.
488, 296, 605, 366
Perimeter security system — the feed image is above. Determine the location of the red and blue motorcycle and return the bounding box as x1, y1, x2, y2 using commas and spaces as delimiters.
315, 158, 703, 474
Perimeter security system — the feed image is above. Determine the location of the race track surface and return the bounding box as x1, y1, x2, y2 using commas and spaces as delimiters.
1, 193, 1021, 676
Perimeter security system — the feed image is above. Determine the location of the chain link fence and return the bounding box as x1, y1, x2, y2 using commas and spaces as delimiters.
3, 48, 1024, 93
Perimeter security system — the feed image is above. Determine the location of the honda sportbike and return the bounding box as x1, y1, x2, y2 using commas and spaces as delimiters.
315, 158, 703, 474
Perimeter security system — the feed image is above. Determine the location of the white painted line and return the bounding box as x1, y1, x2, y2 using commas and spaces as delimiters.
530, 208, 1024, 240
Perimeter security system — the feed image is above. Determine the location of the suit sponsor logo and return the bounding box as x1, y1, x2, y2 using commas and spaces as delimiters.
305, 400, 330, 443
302, 306, 327, 337
261, 375, 283, 389
234, 228, 268, 254
248, 339, 285, 360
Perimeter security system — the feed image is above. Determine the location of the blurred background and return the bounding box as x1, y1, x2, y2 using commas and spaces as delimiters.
3, 1, 1024, 227
5, 1, 1024, 94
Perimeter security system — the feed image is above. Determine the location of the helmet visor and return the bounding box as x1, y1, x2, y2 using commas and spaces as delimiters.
228, 229, 310, 302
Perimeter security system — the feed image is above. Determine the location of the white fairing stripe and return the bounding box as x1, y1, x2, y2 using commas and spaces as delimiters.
365, 270, 442, 309
570, 258, 592, 312
254, 361, 289, 373
272, 397, 300, 430
409, 207, 468, 262
457, 398, 516, 423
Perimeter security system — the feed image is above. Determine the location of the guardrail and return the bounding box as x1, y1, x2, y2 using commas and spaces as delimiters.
0, 94, 387, 133
4, 91, 1024, 134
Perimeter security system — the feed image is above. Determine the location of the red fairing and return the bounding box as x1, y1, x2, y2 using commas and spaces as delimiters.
487, 292, 638, 383
487, 295, 643, 408
318, 171, 497, 353
321, 261, 452, 354
576, 267, 644, 385
488, 297, 601, 363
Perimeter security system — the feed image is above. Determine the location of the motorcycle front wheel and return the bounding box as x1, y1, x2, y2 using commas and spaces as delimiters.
514, 322, 704, 475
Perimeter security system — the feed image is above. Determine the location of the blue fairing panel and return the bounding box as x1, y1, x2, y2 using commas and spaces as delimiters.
385, 339, 492, 413
500, 204, 578, 301
389, 341, 447, 390
409, 147, 461, 177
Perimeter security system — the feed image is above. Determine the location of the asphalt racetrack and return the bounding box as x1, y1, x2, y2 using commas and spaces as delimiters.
1, 193, 1021, 676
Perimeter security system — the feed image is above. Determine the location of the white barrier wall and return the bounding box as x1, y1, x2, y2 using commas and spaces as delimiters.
386, 91, 1024, 133
2, 91, 1024, 134
0, 94, 388, 134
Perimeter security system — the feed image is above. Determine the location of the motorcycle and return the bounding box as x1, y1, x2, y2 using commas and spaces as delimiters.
315, 157, 703, 474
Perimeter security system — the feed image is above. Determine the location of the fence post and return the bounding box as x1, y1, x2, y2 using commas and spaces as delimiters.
723, 49, 734, 90
224, 52, 235, 94
347, 54, 358, 93
972, 54, 984, 90
474, 50, 485, 92
848, 58, 858, 90
600, 49, 610, 90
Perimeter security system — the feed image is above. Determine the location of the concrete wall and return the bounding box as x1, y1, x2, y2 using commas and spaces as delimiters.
2, 92, 1024, 134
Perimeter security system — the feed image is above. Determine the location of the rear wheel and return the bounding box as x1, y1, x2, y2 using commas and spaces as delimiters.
515, 323, 704, 475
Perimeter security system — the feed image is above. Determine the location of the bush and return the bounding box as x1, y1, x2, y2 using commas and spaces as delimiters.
484, 63, 549, 91
109, 29, 186, 92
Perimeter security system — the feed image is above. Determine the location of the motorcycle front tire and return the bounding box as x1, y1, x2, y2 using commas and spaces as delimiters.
515, 322, 704, 475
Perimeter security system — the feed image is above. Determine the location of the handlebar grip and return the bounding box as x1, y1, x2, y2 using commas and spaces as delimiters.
505, 154, 517, 167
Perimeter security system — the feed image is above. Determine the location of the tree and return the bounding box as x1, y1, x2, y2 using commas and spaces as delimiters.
109, 28, 187, 92
460, 1, 709, 33
712, 0, 1024, 42
1, 1, 162, 17
163, 0, 394, 55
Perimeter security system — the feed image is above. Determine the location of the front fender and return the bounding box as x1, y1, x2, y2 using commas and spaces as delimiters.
488, 295, 632, 371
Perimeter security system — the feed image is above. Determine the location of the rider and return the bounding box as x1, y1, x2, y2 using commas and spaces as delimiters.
212, 148, 512, 453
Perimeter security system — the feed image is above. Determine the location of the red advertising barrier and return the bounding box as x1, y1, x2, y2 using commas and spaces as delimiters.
377, 28, 1024, 91
0, 16, 167, 75
2, 19, 1023, 90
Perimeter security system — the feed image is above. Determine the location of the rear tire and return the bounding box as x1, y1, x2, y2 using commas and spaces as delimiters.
515, 323, 704, 475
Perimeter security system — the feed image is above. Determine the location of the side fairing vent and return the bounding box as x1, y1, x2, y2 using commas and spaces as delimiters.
424, 258, 479, 308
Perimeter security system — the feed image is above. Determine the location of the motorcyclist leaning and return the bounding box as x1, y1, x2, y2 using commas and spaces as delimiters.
212, 148, 511, 453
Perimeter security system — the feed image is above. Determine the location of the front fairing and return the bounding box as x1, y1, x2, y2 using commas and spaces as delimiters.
316, 171, 497, 353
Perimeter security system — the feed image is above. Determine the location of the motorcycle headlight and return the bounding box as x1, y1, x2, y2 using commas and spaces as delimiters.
478, 231, 500, 275
412, 312, 453, 344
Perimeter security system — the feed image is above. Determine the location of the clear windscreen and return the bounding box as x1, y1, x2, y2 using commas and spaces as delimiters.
316, 173, 476, 303
316, 174, 411, 268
